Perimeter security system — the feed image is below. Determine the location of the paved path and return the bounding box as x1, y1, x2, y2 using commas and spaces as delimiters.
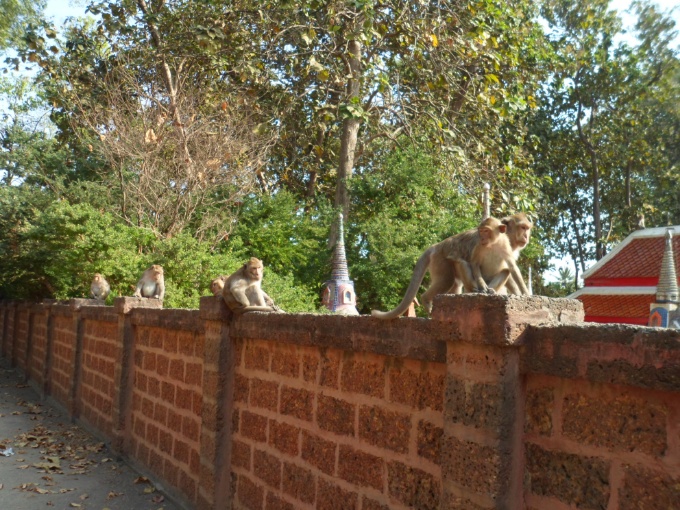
0, 358, 183, 510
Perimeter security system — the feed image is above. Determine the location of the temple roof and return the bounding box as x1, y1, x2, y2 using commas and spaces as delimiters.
573, 290, 655, 324
583, 226, 680, 284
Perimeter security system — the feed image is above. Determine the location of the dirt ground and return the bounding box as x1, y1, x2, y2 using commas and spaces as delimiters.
0, 358, 184, 510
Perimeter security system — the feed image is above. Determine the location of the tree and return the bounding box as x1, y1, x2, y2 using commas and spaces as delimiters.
532, 0, 679, 273
0, 0, 45, 51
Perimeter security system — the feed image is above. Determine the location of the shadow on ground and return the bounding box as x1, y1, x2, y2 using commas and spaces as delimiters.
0, 358, 183, 510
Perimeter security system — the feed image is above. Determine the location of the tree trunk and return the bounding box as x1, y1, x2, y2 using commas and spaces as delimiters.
330, 37, 362, 246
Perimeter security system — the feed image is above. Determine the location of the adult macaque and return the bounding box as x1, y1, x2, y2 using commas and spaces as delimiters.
90, 273, 111, 300
222, 257, 280, 313
453, 216, 530, 295
371, 213, 532, 319
500, 213, 533, 295
210, 275, 227, 297
133, 264, 165, 300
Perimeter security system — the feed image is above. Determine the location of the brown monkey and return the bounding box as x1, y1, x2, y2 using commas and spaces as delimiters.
371, 213, 532, 319
500, 213, 533, 295
90, 273, 111, 300
210, 275, 227, 297
453, 216, 529, 295
133, 264, 165, 300
222, 258, 280, 313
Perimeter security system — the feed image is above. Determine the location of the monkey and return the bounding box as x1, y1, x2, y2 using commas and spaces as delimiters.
210, 275, 227, 297
371, 213, 532, 319
498, 212, 533, 295
452, 216, 529, 295
90, 273, 111, 300
133, 264, 165, 300
221, 257, 281, 313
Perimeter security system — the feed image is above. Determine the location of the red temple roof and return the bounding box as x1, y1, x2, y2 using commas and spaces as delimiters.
570, 225, 680, 325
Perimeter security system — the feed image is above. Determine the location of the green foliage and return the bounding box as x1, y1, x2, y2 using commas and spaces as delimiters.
0, 195, 319, 311
348, 147, 478, 313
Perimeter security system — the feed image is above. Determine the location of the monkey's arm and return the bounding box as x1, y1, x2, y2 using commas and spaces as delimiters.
451, 259, 485, 293
506, 260, 530, 295
155, 281, 165, 300
133, 280, 143, 298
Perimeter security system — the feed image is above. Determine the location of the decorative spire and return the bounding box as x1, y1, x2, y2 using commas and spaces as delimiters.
656, 228, 679, 304
331, 213, 350, 281
322, 213, 359, 315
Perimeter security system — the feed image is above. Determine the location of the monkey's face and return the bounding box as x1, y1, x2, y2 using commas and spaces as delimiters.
210, 277, 225, 296
247, 262, 264, 281
93, 274, 102, 282
514, 222, 532, 248
478, 219, 505, 246
150, 265, 164, 279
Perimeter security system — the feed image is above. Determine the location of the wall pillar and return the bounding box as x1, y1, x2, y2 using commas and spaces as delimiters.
111, 297, 163, 454
432, 294, 583, 509
197, 296, 234, 510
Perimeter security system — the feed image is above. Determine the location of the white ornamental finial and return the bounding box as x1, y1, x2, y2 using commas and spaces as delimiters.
482, 183, 491, 220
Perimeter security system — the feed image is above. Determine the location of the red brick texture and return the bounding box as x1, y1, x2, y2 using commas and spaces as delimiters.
130, 324, 204, 504
231, 340, 445, 509
0, 294, 678, 510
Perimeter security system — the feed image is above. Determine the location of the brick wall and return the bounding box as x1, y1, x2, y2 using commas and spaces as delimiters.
230, 339, 445, 509
0, 294, 678, 510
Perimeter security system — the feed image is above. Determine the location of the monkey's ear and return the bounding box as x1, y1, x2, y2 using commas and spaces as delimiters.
499, 224, 507, 233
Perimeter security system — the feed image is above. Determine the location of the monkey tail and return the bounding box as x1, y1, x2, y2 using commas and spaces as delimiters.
371, 251, 431, 319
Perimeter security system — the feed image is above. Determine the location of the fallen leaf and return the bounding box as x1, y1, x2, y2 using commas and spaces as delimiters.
134, 476, 150, 484
59, 488, 75, 493
79, 493, 88, 500
152, 494, 165, 503
107, 491, 121, 499
35, 487, 51, 494
144, 486, 156, 494
69, 503, 81, 508
0, 483, 3, 489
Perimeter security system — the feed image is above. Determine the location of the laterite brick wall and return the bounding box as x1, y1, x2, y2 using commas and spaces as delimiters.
231, 339, 445, 509
0, 294, 678, 510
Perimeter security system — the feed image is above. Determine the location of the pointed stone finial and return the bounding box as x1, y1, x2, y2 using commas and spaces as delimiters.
656, 228, 679, 304
482, 183, 490, 220
322, 213, 359, 315
649, 228, 679, 328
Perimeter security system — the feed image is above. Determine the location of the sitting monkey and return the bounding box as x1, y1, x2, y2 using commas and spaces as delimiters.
133, 264, 165, 300
210, 275, 227, 297
222, 257, 281, 313
90, 273, 111, 300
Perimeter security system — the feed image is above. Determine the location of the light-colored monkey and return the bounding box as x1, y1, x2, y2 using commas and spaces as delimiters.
371, 213, 532, 319
133, 264, 165, 300
90, 273, 111, 300
210, 275, 227, 297
452, 216, 529, 295
222, 258, 281, 313
500, 213, 533, 295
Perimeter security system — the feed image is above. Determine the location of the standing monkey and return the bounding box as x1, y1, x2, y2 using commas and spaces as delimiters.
133, 264, 165, 300
371, 213, 532, 319
90, 273, 111, 300
222, 257, 280, 313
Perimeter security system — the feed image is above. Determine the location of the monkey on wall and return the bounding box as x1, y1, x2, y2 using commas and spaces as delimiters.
371, 213, 532, 319
133, 264, 165, 300
210, 275, 227, 297
90, 273, 111, 300
452, 216, 529, 295
222, 257, 281, 313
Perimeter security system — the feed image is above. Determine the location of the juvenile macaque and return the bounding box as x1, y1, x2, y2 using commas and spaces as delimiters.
90, 273, 111, 300
371, 213, 532, 319
222, 257, 280, 313
210, 275, 227, 297
133, 264, 165, 300
453, 217, 529, 295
